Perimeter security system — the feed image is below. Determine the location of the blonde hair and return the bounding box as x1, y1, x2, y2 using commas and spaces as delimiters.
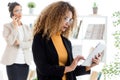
33, 1, 77, 39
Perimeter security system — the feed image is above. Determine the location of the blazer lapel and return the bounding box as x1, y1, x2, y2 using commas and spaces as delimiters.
22, 24, 30, 41
61, 36, 73, 65
22, 25, 26, 41
62, 37, 71, 55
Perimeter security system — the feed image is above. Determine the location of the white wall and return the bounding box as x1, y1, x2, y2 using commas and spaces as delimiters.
0, 0, 120, 80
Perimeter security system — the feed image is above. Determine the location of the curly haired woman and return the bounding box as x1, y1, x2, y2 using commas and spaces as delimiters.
32, 1, 101, 80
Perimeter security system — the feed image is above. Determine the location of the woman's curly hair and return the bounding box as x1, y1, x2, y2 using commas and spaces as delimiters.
33, 1, 77, 39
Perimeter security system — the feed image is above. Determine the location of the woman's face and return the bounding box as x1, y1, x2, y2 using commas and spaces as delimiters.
13, 5, 22, 20
61, 11, 73, 32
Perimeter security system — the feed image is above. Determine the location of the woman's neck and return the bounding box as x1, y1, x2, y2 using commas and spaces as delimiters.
56, 32, 61, 36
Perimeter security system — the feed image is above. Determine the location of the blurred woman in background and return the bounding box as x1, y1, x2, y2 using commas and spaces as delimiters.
1, 2, 33, 80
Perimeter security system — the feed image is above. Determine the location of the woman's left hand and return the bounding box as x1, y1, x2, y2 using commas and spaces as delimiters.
86, 53, 102, 71
91, 53, 102, 67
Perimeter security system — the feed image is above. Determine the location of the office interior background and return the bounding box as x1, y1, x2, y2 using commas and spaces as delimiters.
0, 0, 120, 80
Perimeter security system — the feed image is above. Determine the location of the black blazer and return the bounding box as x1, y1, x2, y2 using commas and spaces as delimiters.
32, 33, 90, 80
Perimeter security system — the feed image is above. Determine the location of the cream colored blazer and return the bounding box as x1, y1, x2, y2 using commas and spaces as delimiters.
1, 22, 33, 65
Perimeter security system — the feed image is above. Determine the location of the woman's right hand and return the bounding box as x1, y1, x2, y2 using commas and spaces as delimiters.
64, 55, 85, 73
12, 16, 18, 28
